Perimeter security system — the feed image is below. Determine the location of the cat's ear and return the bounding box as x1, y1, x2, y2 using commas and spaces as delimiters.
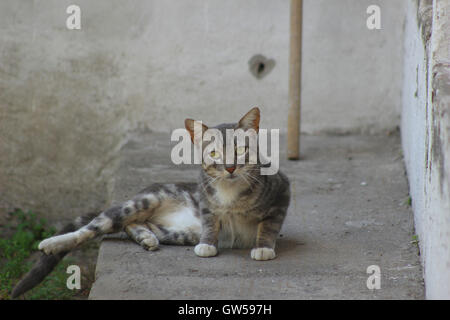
185, 119, 208, 144
238, 107, 260, 132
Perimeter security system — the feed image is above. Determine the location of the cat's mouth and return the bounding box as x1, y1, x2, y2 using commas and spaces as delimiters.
225, 172, 239, 180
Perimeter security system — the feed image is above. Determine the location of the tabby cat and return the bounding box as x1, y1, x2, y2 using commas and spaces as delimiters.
12, 107, 290, 298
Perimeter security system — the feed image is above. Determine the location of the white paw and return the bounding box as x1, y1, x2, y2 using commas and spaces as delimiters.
141, 236, 159, 251
251, 247, 276, 261
38, 233, 79, 255
194, 243, 218, 257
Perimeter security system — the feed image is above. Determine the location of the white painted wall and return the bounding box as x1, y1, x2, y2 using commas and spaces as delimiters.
402, 0, 450, 299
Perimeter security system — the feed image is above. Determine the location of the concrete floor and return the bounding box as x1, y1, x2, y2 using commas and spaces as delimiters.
88, 131, 424, 299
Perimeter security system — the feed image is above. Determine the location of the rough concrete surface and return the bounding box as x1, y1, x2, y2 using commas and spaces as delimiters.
89, 131, 424, 299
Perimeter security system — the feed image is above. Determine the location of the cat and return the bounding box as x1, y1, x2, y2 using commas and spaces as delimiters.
11, 107, 290, 298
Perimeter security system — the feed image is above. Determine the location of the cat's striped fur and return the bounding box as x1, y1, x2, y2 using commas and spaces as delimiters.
11, 107, 290, 298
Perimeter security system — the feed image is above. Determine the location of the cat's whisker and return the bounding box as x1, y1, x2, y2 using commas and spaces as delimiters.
239, 174, 257, 189
204, 175, 220, 190
201, 175, 217, 193
242, 171, 263, 186
238, 173, 252, 189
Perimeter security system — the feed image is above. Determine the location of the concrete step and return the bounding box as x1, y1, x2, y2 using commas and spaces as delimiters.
89, 132, 424, 299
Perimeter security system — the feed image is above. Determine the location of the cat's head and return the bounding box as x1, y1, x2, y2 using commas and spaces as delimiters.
185, 107, 261, 182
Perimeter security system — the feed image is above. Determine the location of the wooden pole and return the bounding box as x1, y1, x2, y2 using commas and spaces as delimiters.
287, 0, 303, 160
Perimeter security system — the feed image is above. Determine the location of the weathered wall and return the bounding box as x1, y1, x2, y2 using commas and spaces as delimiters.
402, 0, 450, 299
0, 0, 406, 220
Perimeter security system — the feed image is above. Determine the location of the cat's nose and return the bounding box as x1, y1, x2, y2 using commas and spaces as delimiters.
225, 167, 236, 174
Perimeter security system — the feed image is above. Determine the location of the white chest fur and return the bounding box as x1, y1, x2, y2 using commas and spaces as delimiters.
214, 180, 246, 206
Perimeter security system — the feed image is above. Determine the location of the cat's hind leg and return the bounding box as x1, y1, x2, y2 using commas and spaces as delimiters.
125, 223, 159, 251
38, 183, 201, 255
147, 222, 200, 246
39, 192, 163, 255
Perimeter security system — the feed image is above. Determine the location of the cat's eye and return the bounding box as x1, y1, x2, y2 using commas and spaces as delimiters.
236, 146, 247, 156
209, 151, 221, 159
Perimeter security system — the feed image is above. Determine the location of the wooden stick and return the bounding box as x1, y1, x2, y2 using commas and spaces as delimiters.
287, 0, 303, 160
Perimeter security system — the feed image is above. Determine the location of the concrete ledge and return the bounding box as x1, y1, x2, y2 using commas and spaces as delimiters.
89, 133, 424, 299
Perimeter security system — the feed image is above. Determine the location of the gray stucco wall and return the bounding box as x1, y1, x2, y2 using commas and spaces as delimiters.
402, 0, 450, 299
0, 0, 406, 220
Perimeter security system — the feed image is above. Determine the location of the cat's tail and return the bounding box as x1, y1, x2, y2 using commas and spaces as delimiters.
11, 212, 100, 299
11, 192, 161, 298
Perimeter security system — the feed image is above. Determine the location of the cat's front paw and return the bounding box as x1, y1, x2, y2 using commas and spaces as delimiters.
251, 247, 276, 261
141, 236, 159, 251
38, 233, 79, 255
194, 243, 218, 257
